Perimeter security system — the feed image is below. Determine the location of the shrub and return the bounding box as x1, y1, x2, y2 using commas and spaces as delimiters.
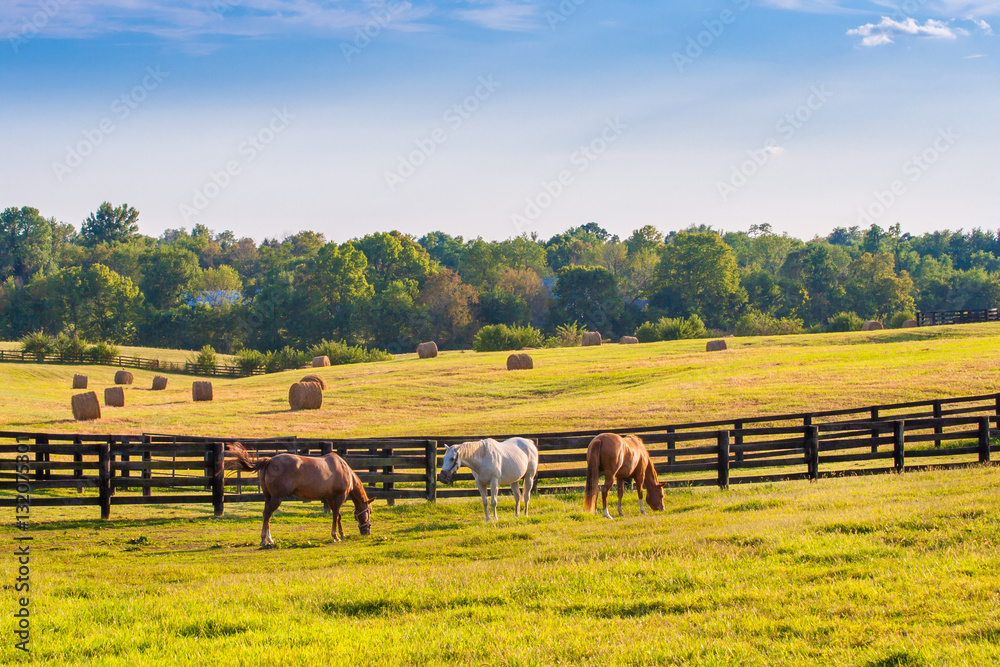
548, 321, 584, 348
264, 346, 310, 373
235, 349, 267, 376
307, 340, 393, 365
54, 333, 88, 361
473, 324, 545, 352
888, 310, 916, 329
826, 311, 865, 333
634, 315, 708, 343
189, 345, 218, 374
735, 310, 804, 337
87, 342, 120, 364
20, 331, 54, 361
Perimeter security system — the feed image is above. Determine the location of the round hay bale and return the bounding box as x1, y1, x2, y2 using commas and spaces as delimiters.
581, 332, 602, 347
289, 382, 323, 411
417, 341, 439, 359
72, 374, 88, 389
902, 319, 918, 328
861, 320, 884, 331
300, 374, 328, 390
151, 375, 168, 391
706, 339, 728, 352
104, 386, 125, 408
312, 356, 331, 368
192, 381, 213, 402
506, 353, 534, 371
619, 336, 639, 345
114, 370, 134, 385
71, 391, 101, 421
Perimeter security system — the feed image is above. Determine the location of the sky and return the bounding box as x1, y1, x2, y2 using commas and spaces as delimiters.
0, 0, 997, 244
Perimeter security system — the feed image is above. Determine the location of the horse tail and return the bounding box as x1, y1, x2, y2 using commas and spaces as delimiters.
224, 442, 272, 488
583, 436, 603, 512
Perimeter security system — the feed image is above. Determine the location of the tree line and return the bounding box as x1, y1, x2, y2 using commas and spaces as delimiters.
2, 203, 998, 354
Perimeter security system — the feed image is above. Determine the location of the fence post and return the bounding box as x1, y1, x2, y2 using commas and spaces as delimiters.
120, 436, 131, 492
667, 427, 676, 466
806, 425, 819, 481
734, 420, 744, 464
211, 441, 225, 517
74, 435, 83, 493
142, 435, 152, 498
978, 416, 991, 464
99, 441, 111, 520
425, 440, 438, 502
320, 442, 332, 512
933, 401, 943, 448
870, 408, 880, 453
717, 431, 730, 490
383, 445, 395, 507
893, 421, 905, 472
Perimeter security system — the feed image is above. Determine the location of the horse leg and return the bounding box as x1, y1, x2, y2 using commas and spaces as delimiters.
476, 481, 491, 522
329, 494, 346, 543
261, 495, 282, 547
510, 481, 522, 518
522, 475, 533, 516
490, 478, 500, 521
616, 479, 625, 517
635, 471, 647, 516
601, 475, 614, 519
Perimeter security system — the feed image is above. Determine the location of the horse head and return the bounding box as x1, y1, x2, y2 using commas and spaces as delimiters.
437, 444, 461, 485
646, 482, 667, 511
355, 501, 373, 536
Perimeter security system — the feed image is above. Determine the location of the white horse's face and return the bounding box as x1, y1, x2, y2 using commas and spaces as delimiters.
438, 445, 461, 485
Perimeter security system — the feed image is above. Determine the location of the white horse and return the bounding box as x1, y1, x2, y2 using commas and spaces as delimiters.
437, 438, 539, 521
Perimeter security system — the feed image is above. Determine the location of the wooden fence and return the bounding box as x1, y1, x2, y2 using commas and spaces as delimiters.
0, 350, 262, 378
917, 308, 1000, 327
2, 392, 998, 519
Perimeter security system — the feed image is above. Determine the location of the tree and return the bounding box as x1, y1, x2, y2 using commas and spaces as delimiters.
38, 264, 143, 342
0, 206, 54, 282
648, 232, 746, 327
625, 225, 664, 255
417, 269, 479, 348
140, 245, 199, 311
296, 242, 374, 345
552, 265, 623, 335
779, 243, 848, 324
841, 253, 915, 319
353, 231, 433, 292
81, 202, 139, 246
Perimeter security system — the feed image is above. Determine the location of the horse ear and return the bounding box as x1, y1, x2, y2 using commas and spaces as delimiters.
658, 482, 666, 488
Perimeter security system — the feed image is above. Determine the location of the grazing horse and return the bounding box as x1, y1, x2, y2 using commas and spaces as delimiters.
224, 442, 372, 546
438, 438, 539, 521
583, 433, 665, 519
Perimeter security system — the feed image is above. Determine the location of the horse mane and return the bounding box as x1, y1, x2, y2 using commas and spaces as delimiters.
626, 435, 661, 486
350, 467, 370, 504
455, 439, 490, 462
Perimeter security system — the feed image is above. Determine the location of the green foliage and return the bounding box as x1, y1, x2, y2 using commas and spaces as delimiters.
826, 311, 865, 332
548, 321, 585, 348
20, 331, 54, 361
0, 206, 54, 282
552, 265, 623, 334
888, 311, 917, 329
81, 202, 139, 246
735, 310, 805, 337
472, 324, 545, 352
307, 339, 392, 365
264, 346, 310, 373
86, 341, 120, 364
54, 332, 88, 360
234, 349, 267, 376
190, 345, 218, 374
634, 315, 708, 342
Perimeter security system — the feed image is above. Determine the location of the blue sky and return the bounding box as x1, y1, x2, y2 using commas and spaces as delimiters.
0, 0, 997, 243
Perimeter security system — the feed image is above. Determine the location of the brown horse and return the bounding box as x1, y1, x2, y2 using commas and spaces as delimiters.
583, 433, 665, 518
224, 442, 372, 546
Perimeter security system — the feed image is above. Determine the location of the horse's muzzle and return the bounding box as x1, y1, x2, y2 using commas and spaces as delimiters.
437, 471, 453, 485
359, 524, 371, 536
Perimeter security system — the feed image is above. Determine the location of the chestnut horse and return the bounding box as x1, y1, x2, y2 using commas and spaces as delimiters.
583, 433, 665, 518
224, 442, 372, 546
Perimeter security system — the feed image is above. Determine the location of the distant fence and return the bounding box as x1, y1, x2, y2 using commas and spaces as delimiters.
917, 308, 1000, 327
0, 350, 261, 378
2, 392, 998, 519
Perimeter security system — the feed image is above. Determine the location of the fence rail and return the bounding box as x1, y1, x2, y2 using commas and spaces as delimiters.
917, 308, 1000, 327
0, 350, 262, 378
3, 392, 999, 519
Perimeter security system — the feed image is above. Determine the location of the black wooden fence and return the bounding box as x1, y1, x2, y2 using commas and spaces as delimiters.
916, 308, 1000, 327
0, 350, 262, 378
2, 392, 998, 519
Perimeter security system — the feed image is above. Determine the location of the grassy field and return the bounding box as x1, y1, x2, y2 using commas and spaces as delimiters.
2, 325, 999, 665
0, 467, 997, 666
1, 323, 1000, 438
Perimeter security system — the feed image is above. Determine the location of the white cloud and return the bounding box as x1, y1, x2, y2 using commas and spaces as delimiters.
847, 16, 968, 45
452, 0, 539, 31
972, 17, 994, 32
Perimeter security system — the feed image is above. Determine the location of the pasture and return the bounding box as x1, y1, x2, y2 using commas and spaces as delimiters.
1, 325, 999, 665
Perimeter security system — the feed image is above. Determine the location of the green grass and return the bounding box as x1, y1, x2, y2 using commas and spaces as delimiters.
1, 467, 998, 665
2, 323, 1000, 438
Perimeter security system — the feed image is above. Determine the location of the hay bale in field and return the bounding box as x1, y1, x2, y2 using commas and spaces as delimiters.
312, 356, 331, 367
902, 319, 918, 328
706, 339, 728, 352
506, 353, 534, 371
417, 341, 439, 359
72, 374, 88, 389
114, 370, 134, 385
151, 375, 168, 391
71, 391, 101, 421
619, 336, 639, 345
192, 381, 213, 402
300, 374, 328, 390
104, 386, 125, 407
581, 332, 602, 347
861, 320, 884, 331
289, 382, 323, 411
